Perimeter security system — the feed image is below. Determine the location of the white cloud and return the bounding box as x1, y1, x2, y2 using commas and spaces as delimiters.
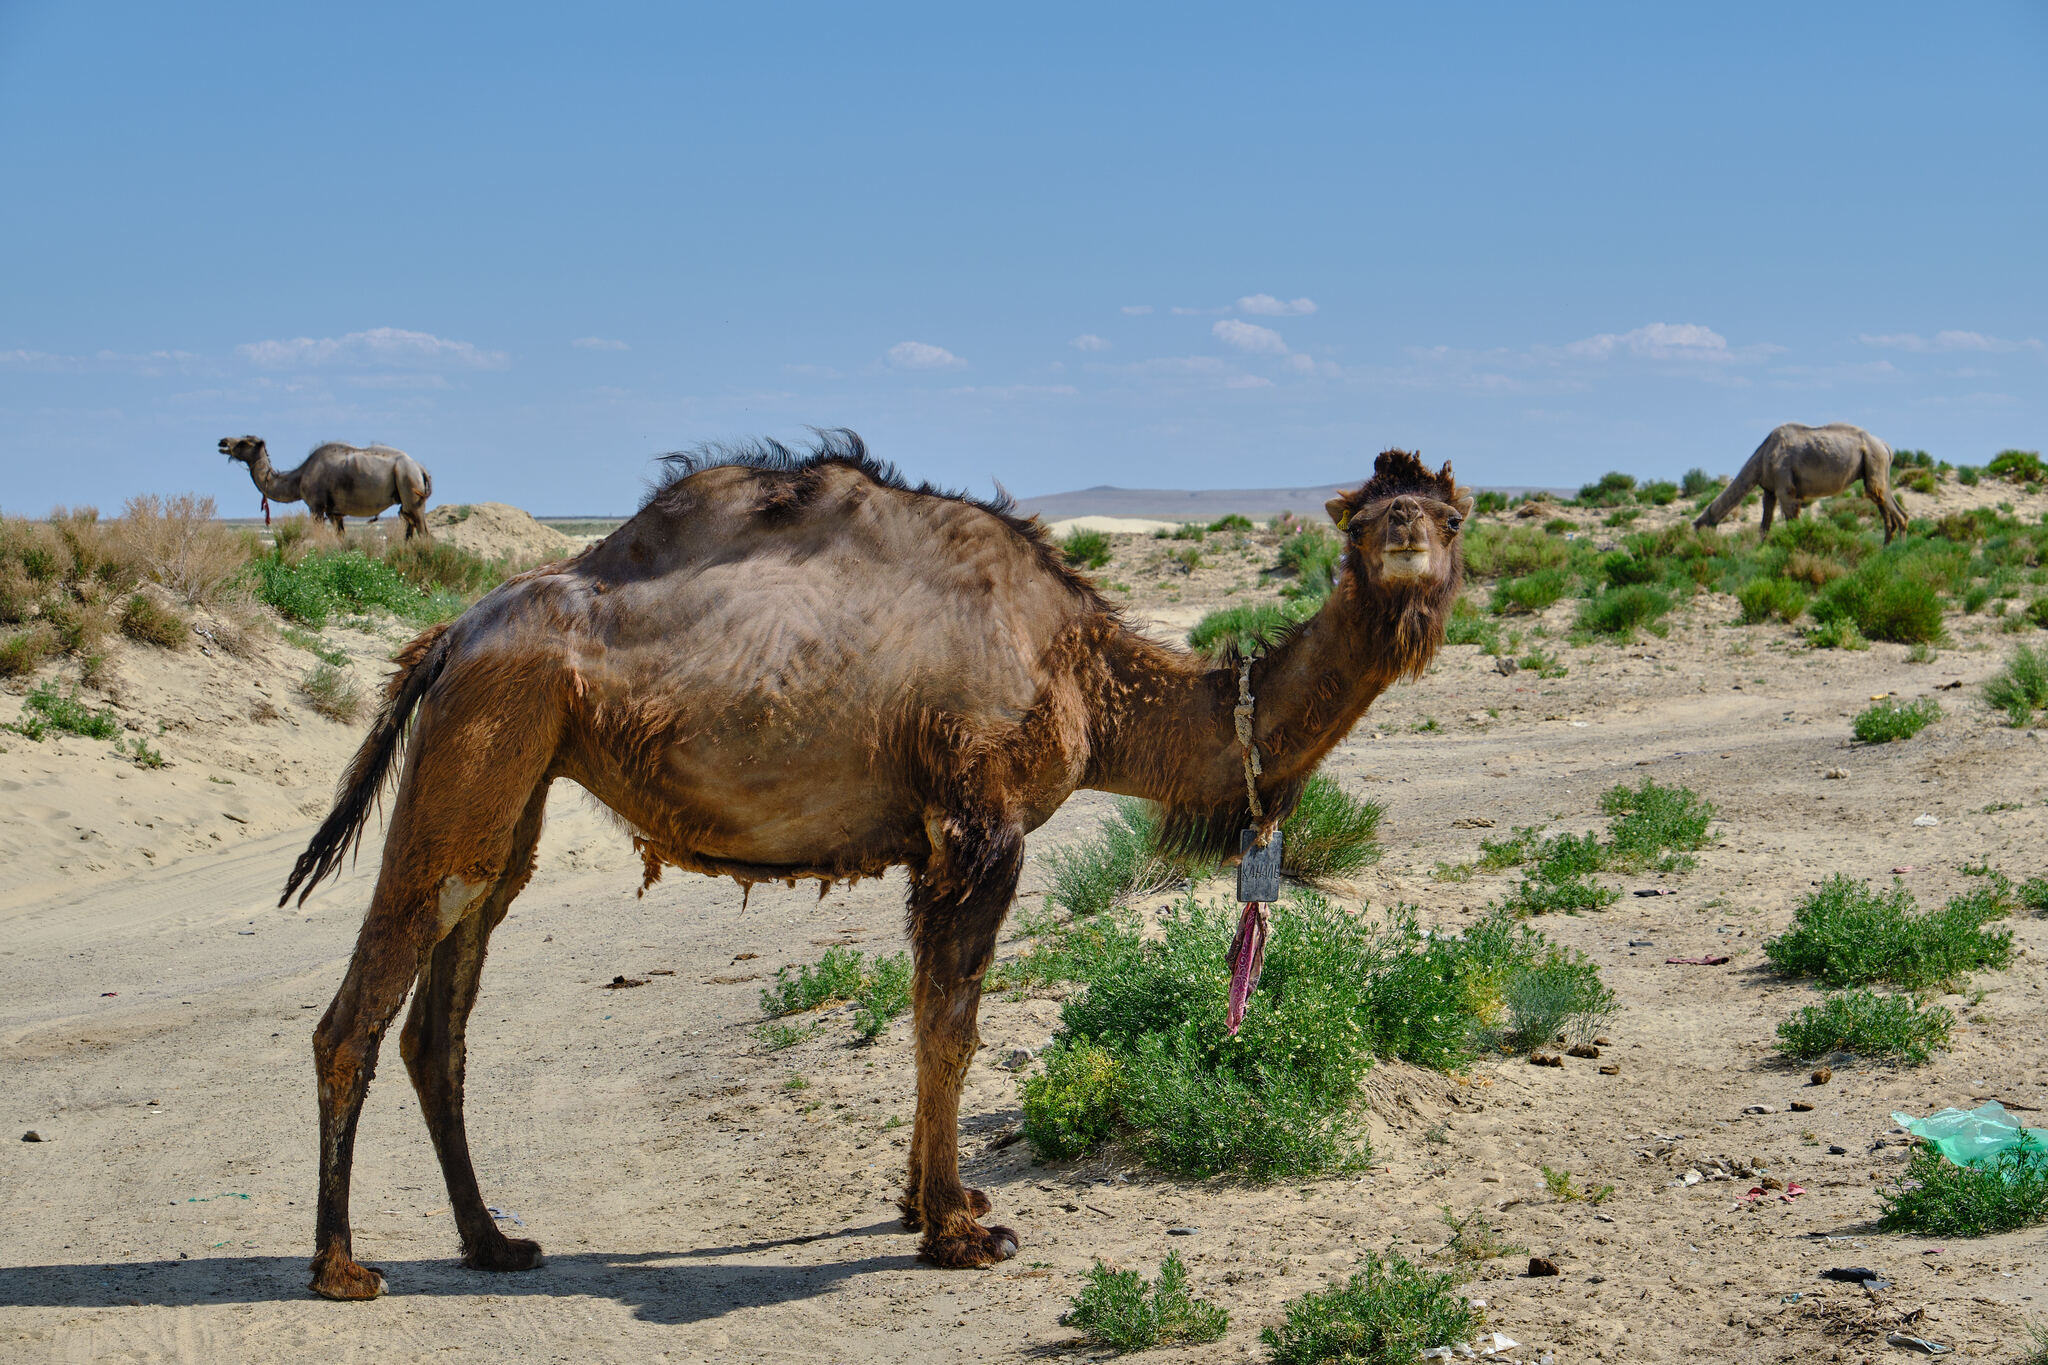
238, 327, 508, 370
1565, 322, 1729, 361
1070, 334, 1112, 352
1170, 306, 1209, 316
0, 348, 200, 375
1239, 294, 1317, 316
1212, 319, 1289, 355
1858, 330, 2044, 354
1120, 304, 1154, 315
571, 336, 629, 351
1225, 374, 1274, 389
886, 340, 966, 371
1284, 353, 1316, 373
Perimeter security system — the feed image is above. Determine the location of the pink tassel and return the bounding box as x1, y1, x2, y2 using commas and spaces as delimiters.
1226, 901, 1269, 1035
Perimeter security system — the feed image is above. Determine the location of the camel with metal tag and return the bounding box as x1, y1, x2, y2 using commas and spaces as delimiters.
1227, 828, 1281, 1034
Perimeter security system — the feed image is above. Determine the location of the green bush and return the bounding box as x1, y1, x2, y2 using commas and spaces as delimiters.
1602, 778, 1716, 872
1188, 598, 1316, 660
0, 625, 56, 678
1812, 562, 1947, 643
1985, 644, 2048, 726
2031, 598, 2048, 630
1880, 1145, 2048, 1236
1988, 449, 2046, 485
1775, 989, 1953, 1064
852, 952, 913, 1040
1061, 528, 1113, 570
381, 537, 509, 596
118, 593, 189, 648
1043, 799, 1211, 919
1207, 513, 1253, 533
1575, 472, 1636, 507
1278, 527, 1343, 600
1957, 465, 1982, 486
1064, 1251, 1228, 1352
1279, 773, 1385, 882
1852, 696, 1940, 743
5, 680, 120, 740
1575, 584, 1670, 639
1805, 616, 1869, 650
1681, 468, 1722, 498
1019, 893, 1588, 1176
1262, 1248, 1481, 1365
1472, 491, 1509, 515
1637, 479, 1678, 506
1491, 567, 1573, 615
248, 549, 440, 628
1491, 950, 1614, 1051
760, 944, 871, 1015
1763, 875, 2011, 990
1738, 577, 1809, 625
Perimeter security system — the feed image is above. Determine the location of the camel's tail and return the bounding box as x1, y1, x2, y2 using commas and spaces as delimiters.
418, 466, 433, 506
279, 622, 454, 907
1692, 440, 1770, 529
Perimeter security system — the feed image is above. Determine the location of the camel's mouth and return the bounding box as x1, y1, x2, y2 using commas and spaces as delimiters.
1379, 547, 1433, 580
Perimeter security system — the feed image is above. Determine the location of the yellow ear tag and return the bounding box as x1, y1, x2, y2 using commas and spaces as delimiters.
1335, 510, 1350, 529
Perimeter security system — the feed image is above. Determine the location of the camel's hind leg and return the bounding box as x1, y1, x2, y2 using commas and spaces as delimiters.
308, 686, 561, 1301
399, 780, 550, 1273
901, 810, 1022, 1268
1759, 489, 1777, 536
1866, 473, 1910, 543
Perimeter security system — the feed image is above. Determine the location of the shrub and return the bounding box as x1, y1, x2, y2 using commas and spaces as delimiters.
1064, 1251, 1228, 1352
1277, 527, 1343, 600
1575, 584, 1670, 640
1472, 491, 1509, 515
1812, 564, 1946, 644
1602, 778, 1715, 872
1903, 468, 1939, 496
119, 593, 189, 648
1279, 773, 1384, 882
852, 952, 912, 1040
1262, 1248, 1481, 1365
382, 537, 507, 596
298, 664, 362, 723
1060, 528, 1112, 569
1988, 450, 2046, 485
760, 944, 871, 1015
1737, 577, 1808, 624
1957, 465, 1982, 486
1491, 567, 1573, 615
1775, 989, 1953, 1064
1492, 950, 1614, 1051
1575, 472, 1636, 507
1023, 1040, 1124, 1158
1880, 1145, 2048, 1236
2032, 598, 2048, 630
1985, 644, 2048, 726
1207, 514, 1253, 533
1044, 799, 1212, 918
1805, 616, 1869, 650
1169, 523, 1206, 542
5, 681, 120, 740
110, 494, 249, 605
1681, 468, 1721, 498
250, 549, 437, 627
1442, 600, 1502, 651
0, 625, 56, 679
1639, 479, 1679, 506
1763, 874, 2011, 990
1852, 696, 1940, 743
1188, 598, 1317, 660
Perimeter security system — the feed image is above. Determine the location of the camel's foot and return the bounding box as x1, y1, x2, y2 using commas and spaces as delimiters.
308, 1249, 387, 1301
898, 1186, 991, 1232
919, 1220, 1019, 1269
463, 1233, 545, 1273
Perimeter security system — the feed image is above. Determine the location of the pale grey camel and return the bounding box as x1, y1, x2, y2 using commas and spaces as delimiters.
1692, 422, 1909, 542
220, 435, 434, 538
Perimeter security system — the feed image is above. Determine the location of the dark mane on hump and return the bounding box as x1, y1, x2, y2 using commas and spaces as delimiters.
643, 427, 1112, 608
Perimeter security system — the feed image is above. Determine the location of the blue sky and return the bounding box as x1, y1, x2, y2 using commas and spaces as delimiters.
2, 2, 2043, 515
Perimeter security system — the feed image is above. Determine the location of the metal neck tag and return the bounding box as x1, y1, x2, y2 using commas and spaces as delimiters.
1236, 828, 1283, 904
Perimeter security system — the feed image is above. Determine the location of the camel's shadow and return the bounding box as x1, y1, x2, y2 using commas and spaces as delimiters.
0, 1221, 923, 1326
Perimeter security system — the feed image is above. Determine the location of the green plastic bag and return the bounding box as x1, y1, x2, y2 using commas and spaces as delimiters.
1891, 1101, 2048, 1168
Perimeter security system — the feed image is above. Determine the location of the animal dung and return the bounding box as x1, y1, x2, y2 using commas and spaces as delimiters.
1811, 1067, 1833, 1086
1527, 1255, 1560, 1277
602, 975, 647, 989
1528, 1053, 1564, 1068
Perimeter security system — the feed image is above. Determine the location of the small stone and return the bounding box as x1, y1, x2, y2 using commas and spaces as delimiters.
1825, 768, 1849, 779
1527, 1256, 1560, 1277
1829, 1144, 1850, 1155
1494, 656, 1519, 676
1912, 814, 1939, 827
1598, 1064, 1620, 1076
1744, 1104, 1778, 1115
1594, 1213, 1614, 1223
1811, 1067, 1833, 1086
1594, 1037, 1611, 1046
1628, 939, 1654, 947
999, 1047, 1036, 1070
1167, 1226, 1198, 1236
1452, 816, 1497, 829
21, 1130, 42, 1142
1681, 1168, 1702, 1186
1790, 1100, 1815, 1112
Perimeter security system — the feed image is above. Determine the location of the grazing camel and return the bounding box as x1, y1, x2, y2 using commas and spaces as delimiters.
1692, 422, 1910, 542
283, 432, 1470, 1301
220, 435, 434, 538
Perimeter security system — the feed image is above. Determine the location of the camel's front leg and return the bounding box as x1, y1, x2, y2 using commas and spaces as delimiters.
902, 818, 1020, 1268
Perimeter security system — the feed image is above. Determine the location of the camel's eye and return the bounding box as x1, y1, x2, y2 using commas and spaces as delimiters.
1446, 514, 1464, 533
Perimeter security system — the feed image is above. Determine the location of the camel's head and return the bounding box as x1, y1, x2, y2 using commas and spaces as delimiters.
1325, 449, 1472, 595
219, 435, 266, 466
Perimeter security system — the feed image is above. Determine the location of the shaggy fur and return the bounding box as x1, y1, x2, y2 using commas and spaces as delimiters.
221, 435, 434, 538
287, 433, 1469, 1301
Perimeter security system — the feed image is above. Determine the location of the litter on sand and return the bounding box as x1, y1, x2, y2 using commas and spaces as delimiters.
1632, 888, 1676, 897
1911, 814, 1939, 827
1886, 1333, 1952, 1356
1892, 866, 1915, 874
487, 1206, 525, 1226
1742, 1182, 1806, 1203
1421, 1333, 1519, 1360
1892, 1101, 2048, 1167
1818, 1266, 1891, 1290
1665, 955, 1731, 966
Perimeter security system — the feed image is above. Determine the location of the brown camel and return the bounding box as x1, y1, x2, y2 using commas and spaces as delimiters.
1692, 422, 1910, 542
220, 435, 434, 538
282, 432, 1469, 1301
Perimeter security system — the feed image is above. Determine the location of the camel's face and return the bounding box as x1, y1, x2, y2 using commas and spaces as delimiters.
1341, 492, 1469, 589
219, 435, 265, 465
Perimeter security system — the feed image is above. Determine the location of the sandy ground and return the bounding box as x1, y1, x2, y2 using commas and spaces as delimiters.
4, 478, 2048, 1363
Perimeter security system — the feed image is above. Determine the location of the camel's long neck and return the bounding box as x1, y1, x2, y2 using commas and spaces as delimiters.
244, 451, 301, 502
1086, 576, 1443, 852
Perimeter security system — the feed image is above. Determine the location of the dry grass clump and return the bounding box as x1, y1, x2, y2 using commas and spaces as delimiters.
110, 494, 250, 606
298, 663, 363, 723
119, 591, 189, 648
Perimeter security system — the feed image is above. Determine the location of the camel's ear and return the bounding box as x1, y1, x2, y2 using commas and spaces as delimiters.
1452, 489, 1475, 520
1325, 494, 1353, 529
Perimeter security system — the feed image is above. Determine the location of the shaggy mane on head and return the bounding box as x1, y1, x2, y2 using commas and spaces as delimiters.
1343, 448, 1462, 511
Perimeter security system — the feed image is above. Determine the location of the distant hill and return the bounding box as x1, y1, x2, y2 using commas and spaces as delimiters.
1015, 483, 1572, 521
